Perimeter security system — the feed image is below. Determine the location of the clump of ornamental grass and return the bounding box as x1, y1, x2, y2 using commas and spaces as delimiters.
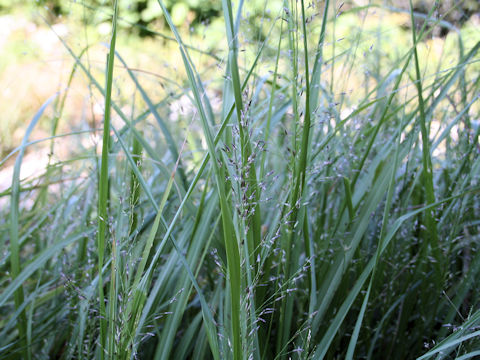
1, 0, 480, 359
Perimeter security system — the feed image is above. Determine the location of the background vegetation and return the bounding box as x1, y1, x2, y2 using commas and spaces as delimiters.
0, 0, 479, 359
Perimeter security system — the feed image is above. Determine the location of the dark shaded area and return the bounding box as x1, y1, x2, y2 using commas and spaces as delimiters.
390, 0, 479, 36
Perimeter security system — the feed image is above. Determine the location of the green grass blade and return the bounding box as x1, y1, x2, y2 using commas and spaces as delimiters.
8, 94, 56, 360
408, 0, 442, 284
97, 1, 118, 356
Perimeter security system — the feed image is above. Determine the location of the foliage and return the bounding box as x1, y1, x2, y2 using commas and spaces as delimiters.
1, 0, 480, 359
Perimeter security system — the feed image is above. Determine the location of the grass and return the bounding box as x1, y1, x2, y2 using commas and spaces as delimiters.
1, 0, 480, 359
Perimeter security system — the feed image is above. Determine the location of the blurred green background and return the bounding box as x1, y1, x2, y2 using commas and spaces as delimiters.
0, 0, 478, 157
2, 0, 478, 29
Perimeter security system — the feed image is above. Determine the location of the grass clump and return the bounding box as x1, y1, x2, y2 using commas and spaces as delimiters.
1, 0, 480, 359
